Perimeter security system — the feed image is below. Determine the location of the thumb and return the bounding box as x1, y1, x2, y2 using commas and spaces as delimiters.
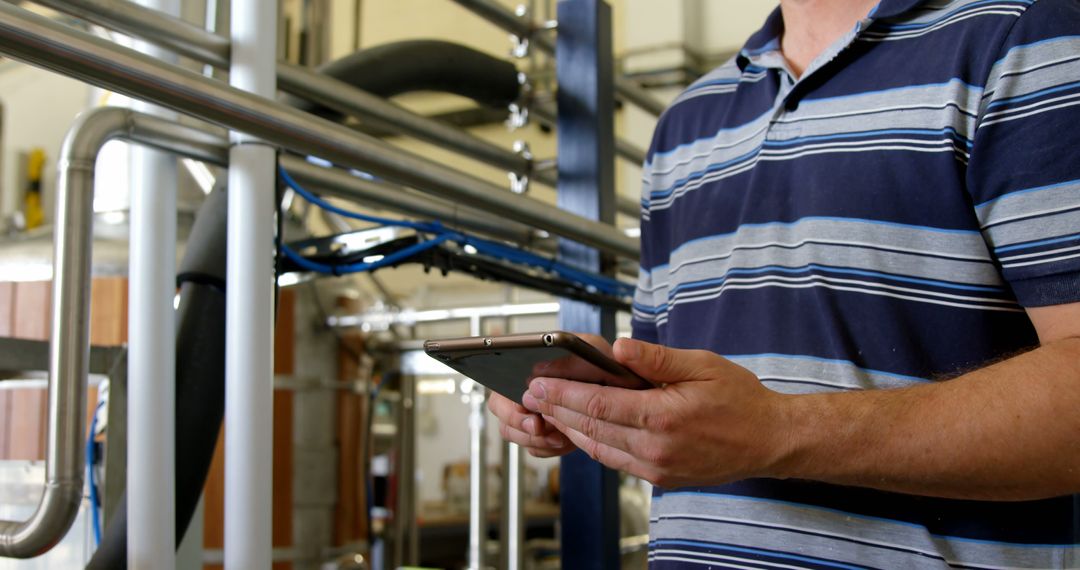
613, 338, 716, 384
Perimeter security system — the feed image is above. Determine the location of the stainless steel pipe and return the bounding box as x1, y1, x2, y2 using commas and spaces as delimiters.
0, 107, 225, 559
0, 3, 639, 259
32, 0, 647, 213
531, 103, 645, 217
31, 0, 563, 194
616, 139, 648, 169
29, 0, 232, 66
279, 156, 550, 248
276, 62, 559, 190
467, 387, 489, 570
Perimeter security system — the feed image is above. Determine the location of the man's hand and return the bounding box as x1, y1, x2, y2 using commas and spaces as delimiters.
522, 337, 794, 487
486, 333, 628, 459
488, 392, 574, 458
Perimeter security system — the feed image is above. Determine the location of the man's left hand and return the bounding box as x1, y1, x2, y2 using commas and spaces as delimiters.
522, 337, 795, 488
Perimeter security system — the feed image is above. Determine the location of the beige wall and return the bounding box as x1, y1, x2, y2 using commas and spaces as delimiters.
0, 64, 93, 224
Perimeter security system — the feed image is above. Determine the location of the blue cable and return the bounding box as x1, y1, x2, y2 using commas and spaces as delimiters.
278, 164, 634, 297
86, 411, 102, 546
280, 233, 451, 276
279, 166, 442, 233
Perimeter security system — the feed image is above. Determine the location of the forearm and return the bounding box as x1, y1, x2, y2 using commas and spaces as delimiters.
775, 337, 1080, 500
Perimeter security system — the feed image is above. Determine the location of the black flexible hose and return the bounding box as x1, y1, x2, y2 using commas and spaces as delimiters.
87, 186, 228, 570
285, 39, 522, 121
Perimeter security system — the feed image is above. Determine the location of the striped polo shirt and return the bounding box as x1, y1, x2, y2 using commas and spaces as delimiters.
632, 0, 1080, 567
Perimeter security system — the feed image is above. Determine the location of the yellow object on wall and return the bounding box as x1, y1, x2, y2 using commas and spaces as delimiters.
24, 148, 45, 230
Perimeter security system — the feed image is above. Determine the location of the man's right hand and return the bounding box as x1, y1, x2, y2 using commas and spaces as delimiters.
488, 393, 575, 457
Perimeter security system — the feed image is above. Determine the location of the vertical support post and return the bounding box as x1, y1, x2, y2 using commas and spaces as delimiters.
466, 314, 488, 570
392, 372, 419, 568
466, 386, 489, 570
225, 0, 277, 567
127, 1, 178, 567
555, 0, 620, 568
499, 440, 525, 570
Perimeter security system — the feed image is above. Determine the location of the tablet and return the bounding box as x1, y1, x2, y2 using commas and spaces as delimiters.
423, 331, 654, 404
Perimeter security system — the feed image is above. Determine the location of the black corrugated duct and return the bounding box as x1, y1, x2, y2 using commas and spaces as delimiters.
286, 39, 522, 121
86, 186, 228, 570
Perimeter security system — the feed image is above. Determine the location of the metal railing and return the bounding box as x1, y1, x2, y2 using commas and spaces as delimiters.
28, 0, 650, 217
0, 3, 638, 259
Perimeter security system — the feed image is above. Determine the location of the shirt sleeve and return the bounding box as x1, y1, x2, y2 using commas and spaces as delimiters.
966, 0, 1080, 307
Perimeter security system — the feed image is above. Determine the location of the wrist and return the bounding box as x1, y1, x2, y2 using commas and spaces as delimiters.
763, 392, 835, 480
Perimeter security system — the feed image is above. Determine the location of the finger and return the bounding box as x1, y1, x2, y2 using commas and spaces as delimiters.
614, 337, 727, 384
523, 377, 649, 428
539, 401, 640, 455
544, 415, 661, 483
499, 422, 572, 451
488, 392, 548, 436
524, 445, 569, 458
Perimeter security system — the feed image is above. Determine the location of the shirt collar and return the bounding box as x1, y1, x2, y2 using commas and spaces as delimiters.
870, 0, 929, 19
736, 0, 930, 72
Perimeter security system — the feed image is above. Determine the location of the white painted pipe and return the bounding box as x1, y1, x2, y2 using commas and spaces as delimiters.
224, 0, 277, 567
466, 315, 488, 570
127, 1, 179, 568
467, 388, 488, 570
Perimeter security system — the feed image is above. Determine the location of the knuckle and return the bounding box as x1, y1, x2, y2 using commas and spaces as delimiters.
643, 411, 672, 433
579, 414, 602, 440
641, 441, 671, 467
651, 345, 673, 373
584, 439, 603, 462
584, 391, 610, 420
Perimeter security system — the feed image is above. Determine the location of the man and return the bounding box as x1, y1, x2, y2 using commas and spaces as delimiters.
491, 0, 1080, 567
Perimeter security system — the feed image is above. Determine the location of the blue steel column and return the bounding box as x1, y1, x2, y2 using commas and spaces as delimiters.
556, 0, 621, 568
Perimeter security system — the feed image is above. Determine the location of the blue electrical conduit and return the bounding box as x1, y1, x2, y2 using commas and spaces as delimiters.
278, 166, 634, 298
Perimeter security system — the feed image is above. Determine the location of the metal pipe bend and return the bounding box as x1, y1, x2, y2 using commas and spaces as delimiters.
0, 106, 225, 559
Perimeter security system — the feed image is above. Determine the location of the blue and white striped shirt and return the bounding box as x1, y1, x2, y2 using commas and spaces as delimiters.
633, 0, 1080, 567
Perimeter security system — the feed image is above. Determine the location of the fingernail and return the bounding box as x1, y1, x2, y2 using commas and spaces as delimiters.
522, 415, 538, 434
529, 381, 547, 401
545, 434, 565, 448
522, 392, 539, 412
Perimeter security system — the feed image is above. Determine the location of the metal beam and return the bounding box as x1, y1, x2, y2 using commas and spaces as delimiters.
0, 2, 639, 259
555, 1, 622, 569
